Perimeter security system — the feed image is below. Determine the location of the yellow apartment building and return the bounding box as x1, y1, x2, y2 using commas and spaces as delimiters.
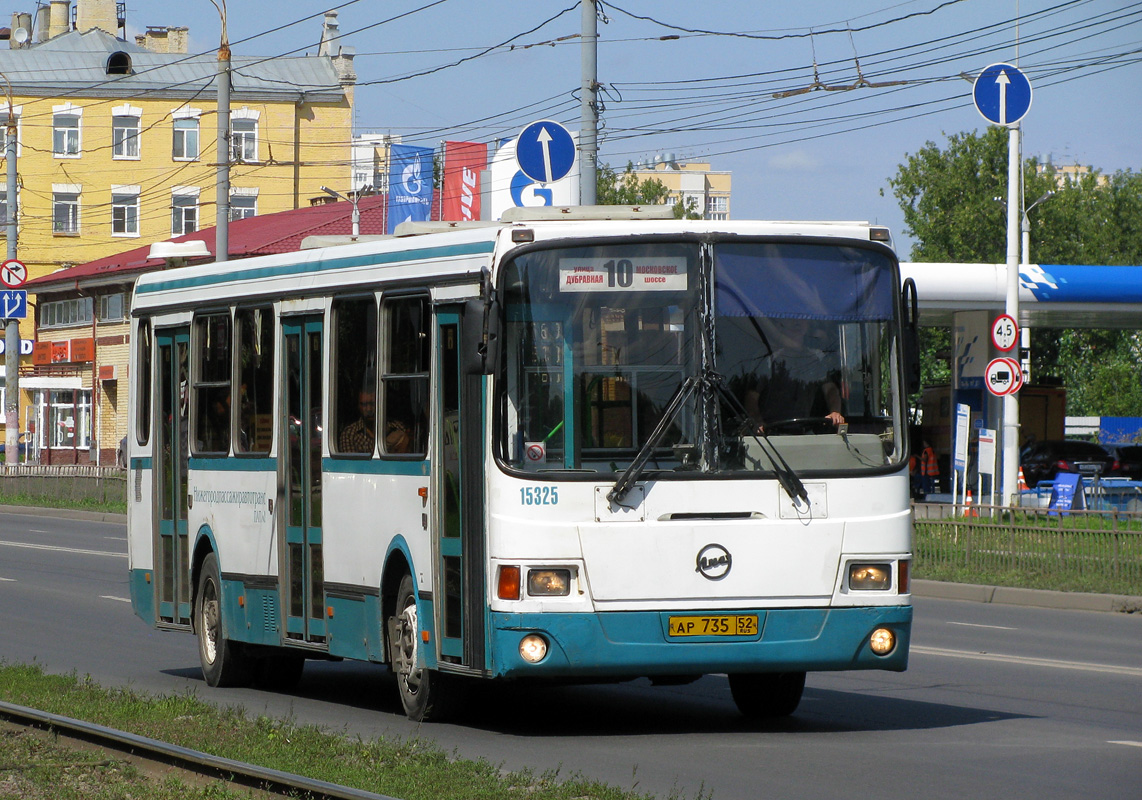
629, 156, 732, 220
2, 0, 355, 464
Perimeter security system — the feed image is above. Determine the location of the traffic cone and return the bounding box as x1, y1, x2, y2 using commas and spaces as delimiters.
964, 488, 978, 517
1018, 467, 1029, 492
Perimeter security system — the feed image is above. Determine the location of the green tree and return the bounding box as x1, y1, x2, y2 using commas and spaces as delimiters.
596, 162, 702, 219
886, 128, 1142, 415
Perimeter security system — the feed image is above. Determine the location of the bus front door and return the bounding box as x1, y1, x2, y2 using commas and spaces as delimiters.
281, 316, 326, 645
435, 309, 485, 670
155, 328, 191, 628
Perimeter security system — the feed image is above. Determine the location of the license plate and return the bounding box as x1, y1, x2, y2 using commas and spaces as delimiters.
668, 614, 759, 637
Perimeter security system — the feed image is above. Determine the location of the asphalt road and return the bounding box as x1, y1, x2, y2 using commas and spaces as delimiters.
1, 509, 1139, 799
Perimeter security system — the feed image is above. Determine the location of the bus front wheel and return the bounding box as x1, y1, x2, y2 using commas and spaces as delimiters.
728, 671, 805, 718
195, 553, 253, 688
389, 573, 449, 721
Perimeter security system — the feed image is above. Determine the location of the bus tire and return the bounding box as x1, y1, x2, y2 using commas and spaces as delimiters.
195, 553, 253, 688
389, 573, 449, 721
728, 671, 806, 718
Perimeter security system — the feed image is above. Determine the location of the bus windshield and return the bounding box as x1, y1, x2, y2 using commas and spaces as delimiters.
498, 238, 904, 477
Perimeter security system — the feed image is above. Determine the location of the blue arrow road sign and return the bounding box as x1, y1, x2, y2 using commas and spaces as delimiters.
2, 289, 27, 319
973, 63, 1032, 126
516, 120, 575, 184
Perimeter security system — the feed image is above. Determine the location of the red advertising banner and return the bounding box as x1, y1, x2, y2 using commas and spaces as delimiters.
441, 141, 487, 222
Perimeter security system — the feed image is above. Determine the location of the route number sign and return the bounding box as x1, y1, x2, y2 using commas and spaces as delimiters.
991, 314, 1018, 352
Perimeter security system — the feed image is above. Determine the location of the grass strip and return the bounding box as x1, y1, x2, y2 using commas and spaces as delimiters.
0, 663, 698, 800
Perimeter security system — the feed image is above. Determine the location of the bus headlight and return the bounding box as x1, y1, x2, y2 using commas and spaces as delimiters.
519, 634, 548, 663
527, 568, 571, 596
849, 563, 891, 591
869, 627, 896, 656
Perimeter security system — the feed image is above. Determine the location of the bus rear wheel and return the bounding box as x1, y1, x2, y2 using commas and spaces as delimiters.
728, 671, 806, 718
389, 573, 449, 721
196, 553, 253, 688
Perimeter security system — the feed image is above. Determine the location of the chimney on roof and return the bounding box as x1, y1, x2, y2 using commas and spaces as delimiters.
318, 10, 340, 57
136, 26, 189, 54
76, 0, 125, 38
48, 0, 71, 40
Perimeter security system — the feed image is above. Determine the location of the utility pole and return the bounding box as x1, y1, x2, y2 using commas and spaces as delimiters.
579, 0, 598, 205
213, 0, 230, 262
3, 76, 18, 467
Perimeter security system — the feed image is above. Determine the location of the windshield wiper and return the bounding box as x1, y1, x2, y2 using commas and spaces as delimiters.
608, 376, 700, 505
710, 375, 809, 508
607, 372, 809, 509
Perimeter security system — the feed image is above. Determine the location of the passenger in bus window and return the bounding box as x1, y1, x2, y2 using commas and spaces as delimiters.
744, 316, 844, 432
338, 389, 376, 453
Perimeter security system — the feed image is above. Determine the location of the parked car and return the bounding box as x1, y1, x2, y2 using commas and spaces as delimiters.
1020, 439, 1118, 487
1108, 444, 1142, 481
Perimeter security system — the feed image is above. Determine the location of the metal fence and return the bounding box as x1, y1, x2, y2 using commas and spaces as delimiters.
0, 465, 127, 506
913, 503, 1142, 595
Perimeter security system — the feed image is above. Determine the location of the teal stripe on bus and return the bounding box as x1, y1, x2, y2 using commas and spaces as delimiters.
188, 457, 277, 471
324, 457, 431, 476
129, 457, 153, 469
137, 241, 496, 294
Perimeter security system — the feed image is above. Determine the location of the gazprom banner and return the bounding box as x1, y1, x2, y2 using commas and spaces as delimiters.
386, 144, 434, 234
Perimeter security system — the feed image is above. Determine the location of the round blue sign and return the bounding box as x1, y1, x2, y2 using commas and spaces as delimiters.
973, 63, 1032, 126
516, 121, 575, 185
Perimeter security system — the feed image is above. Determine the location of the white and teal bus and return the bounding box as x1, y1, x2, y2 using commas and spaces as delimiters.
127, 207, 920, 721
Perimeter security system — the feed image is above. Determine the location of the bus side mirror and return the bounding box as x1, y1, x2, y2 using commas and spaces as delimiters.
462, 297, 499, 376
902, 277, 921, 396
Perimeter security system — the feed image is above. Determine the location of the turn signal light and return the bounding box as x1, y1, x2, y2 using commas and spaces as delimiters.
498, 565, 521, 600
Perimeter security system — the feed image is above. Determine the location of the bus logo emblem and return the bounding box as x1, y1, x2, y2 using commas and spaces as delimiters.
696, 544, 732, 581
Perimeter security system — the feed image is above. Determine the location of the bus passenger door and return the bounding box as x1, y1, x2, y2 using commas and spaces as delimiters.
281, 316, 326, 645
155, 328, 191, 628
435, 308, 486, 670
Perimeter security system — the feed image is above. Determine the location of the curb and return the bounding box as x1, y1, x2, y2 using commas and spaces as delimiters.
0, 504, 127, 525
912, 579, 1142, 614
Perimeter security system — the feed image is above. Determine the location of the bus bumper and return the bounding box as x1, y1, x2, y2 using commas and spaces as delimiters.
488, 605, 911, 678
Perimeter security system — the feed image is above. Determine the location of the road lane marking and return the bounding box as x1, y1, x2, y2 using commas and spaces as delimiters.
0, 539, 126, 559
1109, 741, 1142, 748
912, 645, 1142, 678
0, 576, 14, 582
101, 595, 131, 603
947, 621, 1017, 630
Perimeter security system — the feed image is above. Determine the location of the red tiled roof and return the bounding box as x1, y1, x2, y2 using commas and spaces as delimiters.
26, 194, 390, 290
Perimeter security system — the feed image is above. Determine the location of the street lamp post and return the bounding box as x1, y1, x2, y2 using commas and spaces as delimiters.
209, 0, 230, 263
321, 186, 359, 238
3, 73, 19, 466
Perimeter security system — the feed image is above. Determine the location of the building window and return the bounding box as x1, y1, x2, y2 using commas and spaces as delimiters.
705, 195, 728, 221
112, 115, 141, 159
173, 117, 199, 160
231, 118, 257, 163
0, 109, 21, 158
53, 113, 81, 157
40, 297, 94, 329
48, 389, 92, 449
53, 192, 80, 234
98, 293, 127, 322
172, 191, 198, 235
230, 193, 257, 221
112, 191, 139, 236
0, 195, 8, 228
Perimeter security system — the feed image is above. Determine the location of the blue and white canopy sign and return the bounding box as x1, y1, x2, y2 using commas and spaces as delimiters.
387, 144, 434, 234
973, 62, 1032, 126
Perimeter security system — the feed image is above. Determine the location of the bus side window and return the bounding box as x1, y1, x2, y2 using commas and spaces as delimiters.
192, 313, 232, 455
332, 296, 378, 456
381, 296, 429, 456
136, 319, 152, 446
235, 307, 274, 453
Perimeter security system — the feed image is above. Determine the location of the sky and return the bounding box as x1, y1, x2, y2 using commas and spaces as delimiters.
120, 0, 1141, 256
